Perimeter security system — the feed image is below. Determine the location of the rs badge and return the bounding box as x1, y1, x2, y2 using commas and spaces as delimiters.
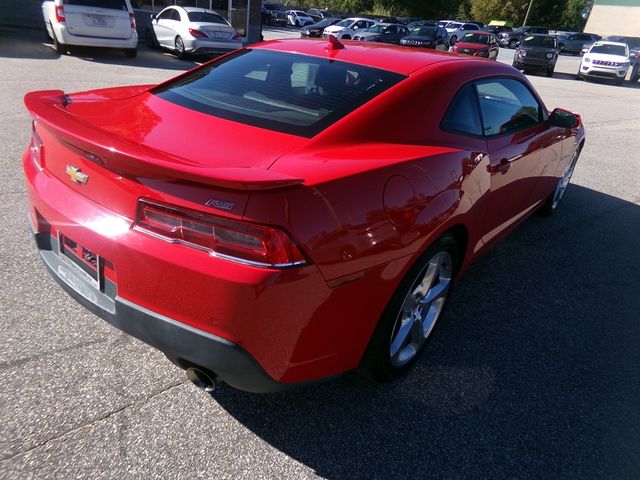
65, 166, 89, 184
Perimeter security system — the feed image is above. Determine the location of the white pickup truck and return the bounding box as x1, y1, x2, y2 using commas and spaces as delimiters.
42, 0, 138, 57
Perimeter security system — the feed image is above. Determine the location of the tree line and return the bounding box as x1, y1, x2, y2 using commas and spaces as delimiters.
288, 0, 592, 31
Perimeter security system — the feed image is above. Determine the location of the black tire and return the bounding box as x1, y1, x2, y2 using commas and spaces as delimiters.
508, 38, 518, 49
174, 35, 186, 59
512, 60, 520, 70
449, 35, 457, 45
359, 234, 459, 382
341, 34, 351, 40
539, 145, 581, 216
124, 48, 137, 58
546, 67, 554, 77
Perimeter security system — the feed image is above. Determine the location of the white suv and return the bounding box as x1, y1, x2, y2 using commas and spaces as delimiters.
42, 0, 138, 57
322, 17, 375, 40
578, 41, 630, 85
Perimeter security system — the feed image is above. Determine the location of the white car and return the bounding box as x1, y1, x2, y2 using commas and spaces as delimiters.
42, 0, 138, 57
445, 22, 481, 45
285, 10, 314, 27
578, 41, 631, 85
149, 6, 242, 58
322, 17, 375, 40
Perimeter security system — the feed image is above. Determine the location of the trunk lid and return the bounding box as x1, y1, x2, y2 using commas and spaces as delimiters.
63, 0, 133, 40
191, 22, 236, 40
25, 89, 307, 220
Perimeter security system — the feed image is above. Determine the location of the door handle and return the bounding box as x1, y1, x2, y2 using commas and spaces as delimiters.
488, 158, 511, 174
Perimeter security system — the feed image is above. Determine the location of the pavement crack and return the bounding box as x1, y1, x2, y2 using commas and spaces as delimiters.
0, 381, 187, 463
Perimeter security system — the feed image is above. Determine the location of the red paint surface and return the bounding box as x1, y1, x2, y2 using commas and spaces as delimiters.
23, 40, 585, 383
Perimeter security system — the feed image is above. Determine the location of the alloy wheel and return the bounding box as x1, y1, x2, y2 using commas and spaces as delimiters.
389, 251, 453, 367
551, 149, 578, 210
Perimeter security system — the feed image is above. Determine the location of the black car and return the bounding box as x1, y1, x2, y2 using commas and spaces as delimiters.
261, 3, 287, 26
499, 25, 549, 49
400, 25, 449, 50
300, 18, 340, 38
352, 23, 410, 45
512, 34, 559, 77
306, 9, 335, 22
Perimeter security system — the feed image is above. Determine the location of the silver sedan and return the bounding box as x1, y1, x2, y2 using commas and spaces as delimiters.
148, 6, 242, 58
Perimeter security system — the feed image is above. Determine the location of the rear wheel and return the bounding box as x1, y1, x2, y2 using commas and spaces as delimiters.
359, 234, 458, 382
53, 32, 67, 55
508, 38, 518, 49
341, 34, 351, 40
174, 35, 186, 59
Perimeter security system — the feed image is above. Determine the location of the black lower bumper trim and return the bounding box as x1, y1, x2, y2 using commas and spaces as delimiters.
36, 233, 296, 393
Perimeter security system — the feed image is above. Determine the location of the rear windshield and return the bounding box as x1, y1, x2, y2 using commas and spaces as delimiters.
523, 36, 556, 48
153, 49, 405, 137
590, 43, 627, 56
63, 0, 128, 10
187, 12, 227, 24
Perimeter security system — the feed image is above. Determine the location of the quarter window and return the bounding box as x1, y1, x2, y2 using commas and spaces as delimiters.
441, 83, 483, 136
475, 79, 543, 136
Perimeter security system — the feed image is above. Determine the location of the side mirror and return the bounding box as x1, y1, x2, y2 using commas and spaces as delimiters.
549, 108, 579, 129
150, 13, 156, 20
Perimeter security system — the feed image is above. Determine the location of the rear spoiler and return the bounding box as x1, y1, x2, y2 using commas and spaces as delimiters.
24, 90, 305, 191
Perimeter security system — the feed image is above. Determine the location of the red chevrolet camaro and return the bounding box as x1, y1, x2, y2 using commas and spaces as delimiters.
23, 38, 585, 393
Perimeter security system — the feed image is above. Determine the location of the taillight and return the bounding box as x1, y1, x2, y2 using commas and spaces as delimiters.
134, 199, 307, 268
55, 5, 65, 23
129, 12, 136, 30
30, 121, 44, 171
189, 28, 208, 38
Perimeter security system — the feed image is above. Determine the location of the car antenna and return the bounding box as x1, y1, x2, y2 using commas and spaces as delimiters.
326, 34, 345, 51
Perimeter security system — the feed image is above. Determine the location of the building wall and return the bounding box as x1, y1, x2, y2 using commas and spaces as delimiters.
584, 0, 640, 37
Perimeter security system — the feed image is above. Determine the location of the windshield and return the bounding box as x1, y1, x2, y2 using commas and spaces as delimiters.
590, 43, 628, 56
461, 33, 489, 44
153, 50, 405, 138
447, 22, 462, 29
314, 18, 337, 27
522, 36, 556, 48
366, 25, 388, 33
412, 27, 435, 37
187, 12, 227, 24
335, 19, 354, 27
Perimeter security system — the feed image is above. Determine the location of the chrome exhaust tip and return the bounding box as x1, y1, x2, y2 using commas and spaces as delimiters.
186, 367, 217, 393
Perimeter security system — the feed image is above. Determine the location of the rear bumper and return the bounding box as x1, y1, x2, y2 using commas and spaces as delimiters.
187, 37, 242, 54
35, 231, 293, 393
53, 23, 138, 49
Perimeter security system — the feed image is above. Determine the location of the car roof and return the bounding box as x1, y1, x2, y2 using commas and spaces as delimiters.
463, 30, 490, 35
594, 41, 628, 47
255, 38, 508, 75
180, 6, 222, 14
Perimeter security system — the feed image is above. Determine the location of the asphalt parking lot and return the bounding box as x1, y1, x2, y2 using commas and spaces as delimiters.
1, 26, 639, 479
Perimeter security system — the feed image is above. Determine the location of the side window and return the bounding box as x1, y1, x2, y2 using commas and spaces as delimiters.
475, 78, 543, 136
158, 9, 173, 21
171, 9, 182, 22
387, 26, 398, 35
441, 83, 483, 136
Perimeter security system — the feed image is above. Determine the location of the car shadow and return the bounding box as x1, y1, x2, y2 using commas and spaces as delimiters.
211, 184, 640, 478
0, 27, 61, 60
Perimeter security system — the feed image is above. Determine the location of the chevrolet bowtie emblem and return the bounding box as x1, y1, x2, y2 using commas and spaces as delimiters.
65, 165, 89, 184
